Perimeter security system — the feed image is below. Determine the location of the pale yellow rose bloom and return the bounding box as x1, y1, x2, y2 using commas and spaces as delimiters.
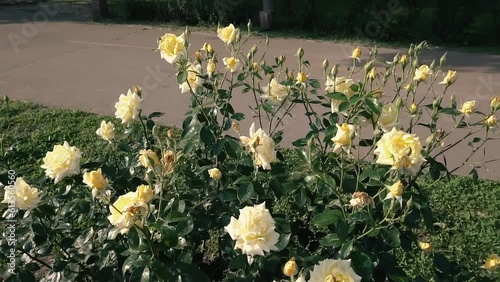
350, 47, 361, 61
208, 168, 222, 180
158, 32, 186, 64
296, 72, 308, 84
224, 202, 279, 257
96, 120, 115, 142
399, 54, 408, 65
413, 65, 432, 82
137, 184, 154, 204
239, 123, 277, 170
139, 149, 160, 171
385, 181, 404, 205
483, 254, 500, 270
368, 67, 377, 80
295, 276, 306, 282
308, 259, 362, 282
82, 168, 108, 190
485, 115, 497, 127
262, 78, 289, 106
418, 242, 432, 253
107, 191, 145, 234
374, 128, 425, 174
409, 103, 418, 115
490, 96, 500, 112
1, 178, 40, 211
460, 100, 475, 115
325, 76, 355, 113
438, 70, 457, 85
41, 141, 81, 183
217, 24, 239, 44
283, 259, 298, 277
223, 57, 241, 73
350, 191, 374, 208
331, 123, 355, 153
180, 62, 202, 94
206, 59, 216, 75
114, 89, 142, 126
378, 103, 398, 132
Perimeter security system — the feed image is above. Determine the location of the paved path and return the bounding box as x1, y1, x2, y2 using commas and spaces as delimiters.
1, 4, 500, 179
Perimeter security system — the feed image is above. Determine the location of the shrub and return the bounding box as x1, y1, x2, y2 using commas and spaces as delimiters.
1, 23, 500, 281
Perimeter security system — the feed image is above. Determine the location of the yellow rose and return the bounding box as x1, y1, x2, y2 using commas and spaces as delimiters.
409, 103, 418, 115
387, 181, 404, 197
283, 259, 298, 277
107, 191, 145, 234
413, 65, 432, 82
161, 150, 176, 175
96, 120, 115, 143
331, 123, 355, 152
114, 89, 143, 126
41, 141, 81, 183
224, 202, 279, 256
418, 242, 432, 253
217, 24, 239, 44
368, 67, 377, 80
252, 61, 260, 72
438, 70, 457, 86
296, 72, 308, 84
374, 128, 425, 174
308, 259, 362, 282
484, 115, 497, 127
239, 123, 277, 170
139, 149, 160, 171
490, 96, 500, 112
180, 62, 202, 94
399, 54, 408, 65
158, 32, 186, 64
325, 76, 355, 113
378, 103, 398, 132
483, 254, 500, 270
137, 184, 154, 204
206, 59, 216, 75
262, 78, 289, 106
460, 100, 475, 115
1, 177, 40, 211
208, 168, 222, 180
201, 42, 213, 53
223, 56, 241, 73
350, 47, 361, 61
82, 168, 108, 190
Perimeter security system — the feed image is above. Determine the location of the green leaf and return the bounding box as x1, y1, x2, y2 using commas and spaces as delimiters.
177, 71, 187, 84
319, 233, 342, 247
166, 210, 190, 223
384, 228, 401, 247
237, 182, 254, 203
439, 108, 460, 115
181, 124, 202, 141
365, 98, 382, 115
218, 189, 237, 202
161, 225, 178, 248
263, 102, 274, 113
338, 101, 351, 112
224, 138, 241, 158
275, 233, 291, 251
339, 240, 353, 258
200, 126, 215, 146
128, 227, 140, 250
311, 209, 343, 226
229, 254, 248, 269
327, 92, 348, 101
141, 266, 151, 282
348, 212, 371, 222
309, 79, 321, 88
470, 168, 479, 184
148, 112, 165, 119
130, 266, 146, 282
433, 253, 451, 273
351, 251, 373, 278
324, 175, 337, 189
213, 139, 226, 156
231, 113, 245, 121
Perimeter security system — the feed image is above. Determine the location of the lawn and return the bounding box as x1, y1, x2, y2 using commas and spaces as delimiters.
0, 99, 499, 280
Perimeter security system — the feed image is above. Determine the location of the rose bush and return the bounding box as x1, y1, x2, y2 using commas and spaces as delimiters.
1, 23, 500, 282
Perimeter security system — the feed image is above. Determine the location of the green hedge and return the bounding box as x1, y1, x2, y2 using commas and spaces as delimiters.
108, 0, 500, 45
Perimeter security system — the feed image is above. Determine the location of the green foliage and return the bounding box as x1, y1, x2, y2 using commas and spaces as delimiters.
1, 26, 500, 282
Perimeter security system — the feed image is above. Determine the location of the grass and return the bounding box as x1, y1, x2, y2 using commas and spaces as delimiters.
1, 99, 499, 280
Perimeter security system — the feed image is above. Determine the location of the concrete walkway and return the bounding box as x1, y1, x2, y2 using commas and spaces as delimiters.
1, 4, 500, 179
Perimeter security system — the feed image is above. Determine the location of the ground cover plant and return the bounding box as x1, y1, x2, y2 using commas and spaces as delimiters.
1, 22, 500, 281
